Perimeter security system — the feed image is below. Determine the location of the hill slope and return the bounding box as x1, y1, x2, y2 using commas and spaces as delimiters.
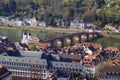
0, 0, 120, 27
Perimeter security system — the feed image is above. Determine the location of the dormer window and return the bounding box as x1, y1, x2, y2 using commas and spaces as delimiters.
29, 60, 31, 63
36, 61, 38, 63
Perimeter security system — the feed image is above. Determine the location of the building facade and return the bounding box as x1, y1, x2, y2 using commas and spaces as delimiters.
0, 51, 84, 80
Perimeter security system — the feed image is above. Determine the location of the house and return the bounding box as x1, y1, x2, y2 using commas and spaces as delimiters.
56, 19, 67, 27
30, 17, 37, 27
8, 19, 15, 26
0, 17, 9, 25
83, 53, 104, 77
0, 50, 84, 80
98, 66, 120, 80
38, 21, 46, 27
23, 18, 31, 26
86, 23, 96, 29
70, 19, 86, 29
100, 47, 119, 60
104, 23, 116, 31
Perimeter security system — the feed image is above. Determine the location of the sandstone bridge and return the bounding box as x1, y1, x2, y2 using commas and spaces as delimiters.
42, 32, 104, 47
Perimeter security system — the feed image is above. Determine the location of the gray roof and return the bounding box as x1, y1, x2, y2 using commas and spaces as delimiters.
49, 61, 83, 72
0, 55, 47, 66
20, 50, 43, 58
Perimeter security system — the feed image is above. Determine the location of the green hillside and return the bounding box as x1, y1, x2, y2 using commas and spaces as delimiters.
0, 0, 120, 27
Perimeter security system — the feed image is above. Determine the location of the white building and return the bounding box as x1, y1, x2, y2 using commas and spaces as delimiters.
30, 17, 37, 27
0, 51, 84, 80
21, 32, 32, 44
0, 17, 4, 25
70, 19, 86, 29
8, 20, 24, 26
21, 32, 40, 44
38, 21, 46, 27
83, 54, 104, 77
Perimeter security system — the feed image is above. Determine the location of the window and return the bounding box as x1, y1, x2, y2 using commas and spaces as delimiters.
9, 62, 11, 65
75, 65, 77, 67
73, 68, 75, 71
2, 61, 4, 64
26, 64, 29, 67
53, 67, 56, 69
66, 68, 68, 70
16, 63, 18, 66
4, 61, 6, 64
36, 61, 38, 63
29, 60, 31, 63
76, 69, 78, 71
79, 69, 82, 72
19, 63, 21, 66
16, 59, 18, 61
24, 63, 26, 67
60, 67, 62, 70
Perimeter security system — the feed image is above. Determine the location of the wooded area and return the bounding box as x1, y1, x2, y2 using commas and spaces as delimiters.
0, 0, 120, 27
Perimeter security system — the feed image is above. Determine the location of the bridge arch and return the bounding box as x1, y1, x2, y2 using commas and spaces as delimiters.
44, 32, 103, 48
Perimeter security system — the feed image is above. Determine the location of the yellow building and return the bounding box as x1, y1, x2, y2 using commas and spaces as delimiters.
104, 24, 116, 31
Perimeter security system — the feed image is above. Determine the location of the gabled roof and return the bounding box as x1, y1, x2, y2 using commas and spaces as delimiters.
0, 55, 47, 66
99, 66, 120, 76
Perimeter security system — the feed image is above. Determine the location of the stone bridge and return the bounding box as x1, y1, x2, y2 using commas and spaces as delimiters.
42, 32, 103, 47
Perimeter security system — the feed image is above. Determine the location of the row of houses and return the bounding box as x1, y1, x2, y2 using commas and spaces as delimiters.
56, 18, 96, 29
0, 16, 96, 29
0, 16, 46, 27
0, 35, 119, 80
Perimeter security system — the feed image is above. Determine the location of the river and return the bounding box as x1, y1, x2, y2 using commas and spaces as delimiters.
0, 29, 120, 49
0, 29, 65, 42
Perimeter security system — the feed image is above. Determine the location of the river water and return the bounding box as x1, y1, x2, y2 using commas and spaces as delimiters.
0, 29, 65, 42
0, 29, 120, 49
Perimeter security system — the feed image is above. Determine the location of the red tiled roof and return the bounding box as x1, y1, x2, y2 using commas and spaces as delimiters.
104, 47, 119, 51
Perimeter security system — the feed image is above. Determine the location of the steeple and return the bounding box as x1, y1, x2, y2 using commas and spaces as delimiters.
23, 31, 27, 39
27, 32, 31, 39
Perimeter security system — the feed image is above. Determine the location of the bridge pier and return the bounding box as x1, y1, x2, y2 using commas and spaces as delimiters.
43, 32, 103, 48
92, 33, 95, 40
50, 39, 55, 47
61, 37, 65, 48
70, 36, 74, 46
78, 35, 82, 43
86, 33, 89, 42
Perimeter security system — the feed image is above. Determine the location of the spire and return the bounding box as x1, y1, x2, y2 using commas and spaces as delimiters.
28, 32, 32, 39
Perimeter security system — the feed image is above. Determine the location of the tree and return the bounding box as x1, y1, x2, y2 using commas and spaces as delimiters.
7, 0, 16, 13
28, 44, 37, 51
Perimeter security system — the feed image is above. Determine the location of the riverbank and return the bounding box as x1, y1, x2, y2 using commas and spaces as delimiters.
0, 26, 83, 34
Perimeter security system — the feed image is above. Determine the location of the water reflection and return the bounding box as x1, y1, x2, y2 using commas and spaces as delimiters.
0, 29, 64, 42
